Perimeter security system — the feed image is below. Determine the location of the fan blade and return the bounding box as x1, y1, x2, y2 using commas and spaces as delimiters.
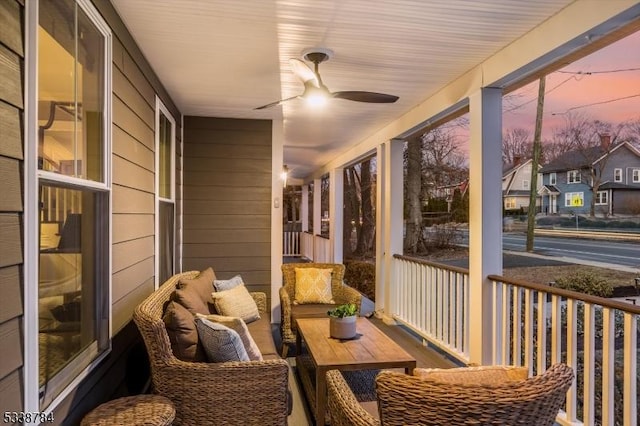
289, 58, 319, 87
254, 95, 300, 110
332, 91, 399, 103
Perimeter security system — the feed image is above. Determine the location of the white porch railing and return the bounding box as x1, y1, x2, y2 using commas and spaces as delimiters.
392, 254, 470, 363
489, 274, 639, 426
390, 254, 640, 426
297, 232, 331, 262
283, 231, 301, 256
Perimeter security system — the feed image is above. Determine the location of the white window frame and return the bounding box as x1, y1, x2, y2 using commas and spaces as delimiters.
155, 97, 176, 288
614, 168, 622, 183
522, 179, 530, 190
567, 170, 581, 184
564, 192, 584, 207
595, 190, 608, 205
633, 168, 640, 183
549, 172, 556, 185
24, 0, 112, 416
505, 198, 517, 209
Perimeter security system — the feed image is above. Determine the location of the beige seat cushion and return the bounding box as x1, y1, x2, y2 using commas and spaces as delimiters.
413, 365, 529, 385
211, 284, 260, 323
163, 301, 205, 362
174, 267, 216, 315
294, 267, 334, 304
198, 313, 262, 361
246, 315, 278, 357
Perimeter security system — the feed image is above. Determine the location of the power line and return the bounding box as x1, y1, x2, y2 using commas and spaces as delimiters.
557, 67, 640, 75
552, 93, 640, 115
504, 75, 575, 113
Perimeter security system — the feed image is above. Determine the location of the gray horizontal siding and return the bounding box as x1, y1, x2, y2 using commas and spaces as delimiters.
183, 117, 272, 299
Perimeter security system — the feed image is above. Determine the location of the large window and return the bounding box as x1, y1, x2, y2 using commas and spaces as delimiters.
595, 191, 608, 205
633, 169, 640, 183
614, 168, 622, 182
567, 170, 581, 184
156, 99, 175, 285
549, 172, 556, 185
34, 0, 111, 409
565, 192, 584, 207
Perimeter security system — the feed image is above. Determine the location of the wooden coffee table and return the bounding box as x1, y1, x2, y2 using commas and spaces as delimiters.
295, 317, 416, 425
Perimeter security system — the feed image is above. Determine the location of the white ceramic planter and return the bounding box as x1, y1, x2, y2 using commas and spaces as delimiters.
329, 315, 357, 339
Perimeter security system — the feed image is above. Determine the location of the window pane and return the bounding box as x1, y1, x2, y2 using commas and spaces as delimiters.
158, 201, 175, 283
38, 186, 97, 385
159, 113, 172, 199
38, 0, 104, 181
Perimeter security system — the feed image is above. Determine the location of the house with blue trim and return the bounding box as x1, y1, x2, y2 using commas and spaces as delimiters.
539, 138, 640, 216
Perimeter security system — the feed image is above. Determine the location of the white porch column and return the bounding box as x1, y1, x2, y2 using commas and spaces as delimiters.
376, 140, 404, 321
313, 178, 321, 237
329, 168, 344, 263
301, 184, 309, 232
468, 88, 503, 365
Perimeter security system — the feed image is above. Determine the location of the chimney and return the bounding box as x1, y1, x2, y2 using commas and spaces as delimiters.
600, 134, 611, 150
513, 156, 522, 166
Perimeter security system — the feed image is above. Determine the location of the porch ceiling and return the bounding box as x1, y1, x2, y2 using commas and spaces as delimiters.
111, 0, 575, 179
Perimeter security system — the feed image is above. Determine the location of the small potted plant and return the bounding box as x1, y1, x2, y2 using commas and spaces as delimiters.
327, 303, 358, 339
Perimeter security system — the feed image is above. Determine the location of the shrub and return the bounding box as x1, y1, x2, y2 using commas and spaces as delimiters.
424, 223, 462, 249
554, 270, 613, 297
344, 260, 375, 302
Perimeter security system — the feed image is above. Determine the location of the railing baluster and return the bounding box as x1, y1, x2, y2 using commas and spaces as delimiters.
601, 307, 615, 426
513, 288, 522, 367
502, 284, 511, 365
623, 313, 637, 426
524, 289, 533, 376
537, 290, 547, 375
583, 303, 595, 425
493, 280, 503, 365
550, 294, 561, 365
565, 299, 578, 423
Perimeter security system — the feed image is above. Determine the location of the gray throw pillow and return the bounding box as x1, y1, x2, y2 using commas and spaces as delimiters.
197, 313, 263, 361
194, 317, 249, 362
213, 275, 244, 292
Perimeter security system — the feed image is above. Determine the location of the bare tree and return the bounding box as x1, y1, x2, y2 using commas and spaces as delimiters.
404, 136, 425, 254
420, 127, 468, 201
354, 159, 375, 256
503, 128, 532, 164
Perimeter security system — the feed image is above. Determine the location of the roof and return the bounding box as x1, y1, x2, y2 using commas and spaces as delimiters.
539, 146, 604, 173
599, 182, 640, 190
538, 185, 560, 195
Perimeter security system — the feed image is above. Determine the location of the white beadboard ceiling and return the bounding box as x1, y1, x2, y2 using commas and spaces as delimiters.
111, 0, 576, 179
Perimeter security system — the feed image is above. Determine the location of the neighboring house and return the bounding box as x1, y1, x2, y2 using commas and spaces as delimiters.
538, 139, 640, 216
502, 157, 542, 213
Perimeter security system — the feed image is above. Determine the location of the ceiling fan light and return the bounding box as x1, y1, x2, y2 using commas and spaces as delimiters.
305, 92, 328, 107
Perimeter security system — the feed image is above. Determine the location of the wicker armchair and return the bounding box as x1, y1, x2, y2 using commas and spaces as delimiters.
133, 271, 290, 425
326, 364, 574, 426
280, 263, 362, 357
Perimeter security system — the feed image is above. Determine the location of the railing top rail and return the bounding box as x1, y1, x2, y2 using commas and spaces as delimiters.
393, 254, 470, 275
489, 274, 640, 315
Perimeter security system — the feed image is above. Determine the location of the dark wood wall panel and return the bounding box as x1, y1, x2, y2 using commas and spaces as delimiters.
183, 117, 272, 300
113, 97, 154, 150
0, 101, 22, 159
0, 266, 21, 323
111, 279, 154, 333
112, 257, 154, 307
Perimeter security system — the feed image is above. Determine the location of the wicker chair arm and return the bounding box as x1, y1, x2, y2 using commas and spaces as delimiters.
153, 359, 290, 425
335, 284, 363, 312
326, 370, 379, 426
250, 291, 267, 313
279, 286, 294, 344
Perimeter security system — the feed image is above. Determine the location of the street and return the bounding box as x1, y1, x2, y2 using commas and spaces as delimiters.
502, 233, 640, 269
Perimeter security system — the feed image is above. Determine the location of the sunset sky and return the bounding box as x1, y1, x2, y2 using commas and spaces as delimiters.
503, 29, 640, 140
